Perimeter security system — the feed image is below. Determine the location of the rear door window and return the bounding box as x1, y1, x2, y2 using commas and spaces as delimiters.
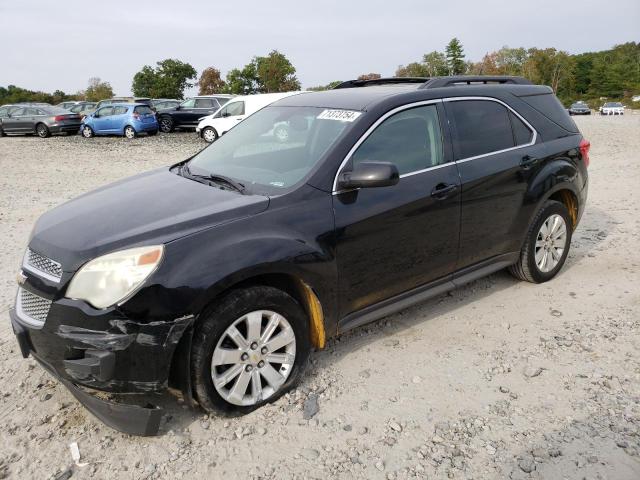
195, 98, 216, 108
113, 106, 128, 115
134, 106, 154, 115
448, 100, 515, 159
351, 104, 444, 175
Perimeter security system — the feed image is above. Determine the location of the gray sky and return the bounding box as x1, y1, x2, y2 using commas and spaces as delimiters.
1, 0, 638, 96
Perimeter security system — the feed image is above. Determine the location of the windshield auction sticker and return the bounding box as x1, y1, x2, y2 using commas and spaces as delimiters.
317, 109, 362, 122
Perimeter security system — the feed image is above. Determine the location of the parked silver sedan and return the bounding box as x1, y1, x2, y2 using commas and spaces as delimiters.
0, 105, 82, 138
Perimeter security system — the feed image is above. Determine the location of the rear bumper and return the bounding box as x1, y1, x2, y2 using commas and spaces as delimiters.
49, 123, 82, 134
132, 120, 158, 132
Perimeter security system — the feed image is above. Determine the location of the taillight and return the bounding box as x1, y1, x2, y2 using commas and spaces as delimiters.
54, 115, 66, 122
579, 138, 590, 168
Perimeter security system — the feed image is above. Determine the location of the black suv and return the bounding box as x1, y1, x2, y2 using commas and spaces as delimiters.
10, 76, 589, 435
156, 95, 234, 132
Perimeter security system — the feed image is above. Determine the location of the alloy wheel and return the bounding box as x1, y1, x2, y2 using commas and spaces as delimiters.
211, 310, 296, 406
535, 214, 567, 272
82, 126, 93, 138
37, 125, 48, 138
124, 126, 135, 139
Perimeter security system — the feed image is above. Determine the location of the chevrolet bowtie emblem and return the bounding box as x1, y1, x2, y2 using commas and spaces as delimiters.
17, 270, 27, 286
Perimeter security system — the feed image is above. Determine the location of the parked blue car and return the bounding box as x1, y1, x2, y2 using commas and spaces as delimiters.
80, 103, 158, 138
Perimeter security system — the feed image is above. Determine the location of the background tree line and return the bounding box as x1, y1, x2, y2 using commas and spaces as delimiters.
2, 41, 638, 107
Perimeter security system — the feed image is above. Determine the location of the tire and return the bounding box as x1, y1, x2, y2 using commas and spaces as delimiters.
159, 116, 174, 133
0, 127, 5, 137
192, 286, 310, 415
36, 123, 50, 138
148, 129, 158, 136
509, 200, 573, 283
124, 125, 136, 139
202, 126, 218, 143
81, 125, 94, 138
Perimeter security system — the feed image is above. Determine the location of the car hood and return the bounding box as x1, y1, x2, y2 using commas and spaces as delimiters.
29, 168, 269, 272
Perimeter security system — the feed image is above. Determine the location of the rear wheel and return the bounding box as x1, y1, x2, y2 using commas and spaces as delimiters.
124, 126, 136, 139
509, 200, 572, 283
192, 286, 310, 414
202, 126, 218, 143
36, 123, 50, 138
159, 116, 173, 133
81, 125, 94, 138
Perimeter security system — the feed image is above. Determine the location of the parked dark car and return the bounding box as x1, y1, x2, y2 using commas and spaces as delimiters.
568, 102, 591, 115
10, 76, 589, 435
1, 105, 81, 137
156, 95, 234, 132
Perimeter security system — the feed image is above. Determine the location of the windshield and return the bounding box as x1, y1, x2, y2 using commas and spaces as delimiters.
604, 102, 623, 107
187, 106, 358, 193
571, 103, 587, 108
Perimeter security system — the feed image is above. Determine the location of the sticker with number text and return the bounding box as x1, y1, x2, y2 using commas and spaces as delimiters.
317, 109, 362, 122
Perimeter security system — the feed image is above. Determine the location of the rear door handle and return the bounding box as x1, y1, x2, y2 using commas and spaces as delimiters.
520, 155, 540, 169
431, 183, 458, 199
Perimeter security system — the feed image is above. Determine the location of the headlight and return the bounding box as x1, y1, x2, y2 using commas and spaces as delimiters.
66, 245, 164, 309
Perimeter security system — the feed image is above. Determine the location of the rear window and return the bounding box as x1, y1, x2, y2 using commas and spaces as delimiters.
520, 93, 578, 133
449, 100, 515, 159
134, 106, 154, 115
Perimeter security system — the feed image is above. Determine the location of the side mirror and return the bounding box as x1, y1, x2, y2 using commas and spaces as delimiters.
337, 161, 399, 190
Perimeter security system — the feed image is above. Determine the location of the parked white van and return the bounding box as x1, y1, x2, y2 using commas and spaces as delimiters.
196, 91, 309, 143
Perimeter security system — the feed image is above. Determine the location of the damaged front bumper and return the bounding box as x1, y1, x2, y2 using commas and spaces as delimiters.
10, 303, 194, 436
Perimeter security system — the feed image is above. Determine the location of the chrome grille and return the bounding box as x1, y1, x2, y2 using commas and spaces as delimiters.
25, 248, 62, 281
17, 287, 52, 327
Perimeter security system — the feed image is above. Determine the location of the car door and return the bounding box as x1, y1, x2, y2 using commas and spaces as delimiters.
333, 101, 461, 318
2, 107, 26, 132
92, 106, 113, 133
110, 106, 129, 133
216, 100, 246, 133
444, 97, 545, 270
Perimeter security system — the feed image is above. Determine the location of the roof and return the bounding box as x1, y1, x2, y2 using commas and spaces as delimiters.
275, 76, 550, 111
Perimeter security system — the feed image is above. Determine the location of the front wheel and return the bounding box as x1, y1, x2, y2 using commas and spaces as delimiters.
36, 123, 50, 138
191, 286, 310, 414
81, 125, 94, 138
202, 126, 218, 143
509, 200, 573, 283
124, 126, 136, 139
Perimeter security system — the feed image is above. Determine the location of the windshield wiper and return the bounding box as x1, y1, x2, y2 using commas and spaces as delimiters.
180, 163, 246, 194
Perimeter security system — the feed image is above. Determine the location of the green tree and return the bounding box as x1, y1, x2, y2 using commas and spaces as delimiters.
198, 67, 225, 95
307, 80, 343, 91
445, 38, 466, 75
84, 77, 114, 101
395, 62, 430, 77
357, 73, 382, 81
423, 51, 449, 76
223, 63, 260, 94
255, 50, 301, 92
131, 59, 197, 99
223, 50, 300, 94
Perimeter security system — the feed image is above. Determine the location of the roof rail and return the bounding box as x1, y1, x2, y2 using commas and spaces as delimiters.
333, 77, 429, 89
420, 76, 532, 89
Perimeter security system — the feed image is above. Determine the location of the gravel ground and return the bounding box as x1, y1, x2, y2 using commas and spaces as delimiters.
0, 117, 639, 480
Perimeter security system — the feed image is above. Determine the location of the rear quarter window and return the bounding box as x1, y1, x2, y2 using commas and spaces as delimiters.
519, 93, 578, 133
